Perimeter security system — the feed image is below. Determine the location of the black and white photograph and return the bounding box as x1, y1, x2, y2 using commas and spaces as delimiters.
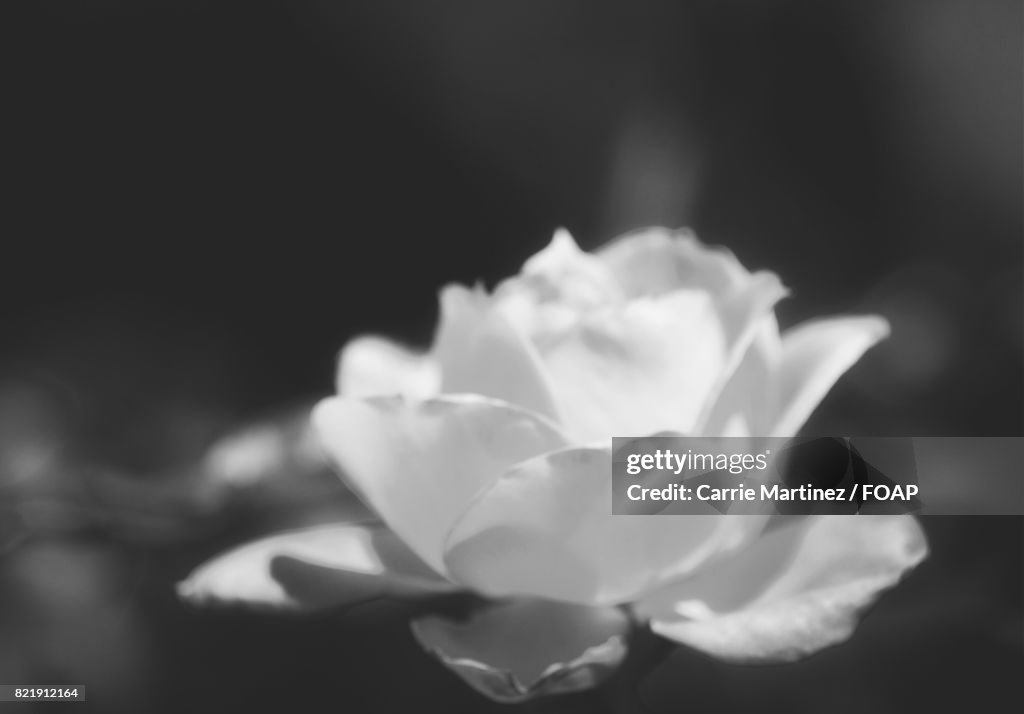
2, 1, 1022, 712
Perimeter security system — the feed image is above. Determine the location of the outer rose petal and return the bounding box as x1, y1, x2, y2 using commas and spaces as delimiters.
772, 316, 890, 437
311, 394, 567, 575
637, 515, 927, 663
597, 227, 751, 298
540, 274, 787, 441
433, 284, 561, 423
336, 335, 440, 398
177, 524, 454, 611
411, 599, 629, 703
445, 447, 737, 606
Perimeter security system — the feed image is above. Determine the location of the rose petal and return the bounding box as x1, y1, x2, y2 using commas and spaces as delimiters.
698, 317, 781, 438
597, 227, 751, 298
540, 273, 787, 441
593, 229, 789, 438
411, 598, 629, 703
177, 524, 454, 611
492, 228, 625, 341
772, 316, 890, 437
336, 335, 440, 398
445, 447, 742, 606
518, 229, 621, 303
638, 515, 927, 662
433, 284, 561, 422
312, 394, 567, 575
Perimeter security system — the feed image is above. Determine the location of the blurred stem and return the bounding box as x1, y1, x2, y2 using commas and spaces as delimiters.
606, 625, 676, 714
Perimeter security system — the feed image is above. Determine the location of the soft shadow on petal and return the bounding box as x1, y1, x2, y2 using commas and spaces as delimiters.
312, 395, 567, 575
698, 273, 789, 421
638, 515, 928, 663
596, 227, 751, 298
445, 447, 733, 606
699, 317, 781, 438
336, 335, 440, 398
771, 316, 890, 437
433, 284, 562, 422
411, 598, 629, 703
177, 523, 455, 611
541, 273, 786, 441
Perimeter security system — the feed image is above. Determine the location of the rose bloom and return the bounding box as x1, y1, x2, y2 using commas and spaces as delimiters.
180, 228, 927, 702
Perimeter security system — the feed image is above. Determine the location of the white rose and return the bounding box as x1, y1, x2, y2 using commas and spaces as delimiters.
180, 228, 927, 702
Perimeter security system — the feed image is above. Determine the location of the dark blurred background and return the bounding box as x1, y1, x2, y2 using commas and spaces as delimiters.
2, 1, 1021, 712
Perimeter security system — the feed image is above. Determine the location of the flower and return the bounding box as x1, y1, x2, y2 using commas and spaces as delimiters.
179, 228, 927, 702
